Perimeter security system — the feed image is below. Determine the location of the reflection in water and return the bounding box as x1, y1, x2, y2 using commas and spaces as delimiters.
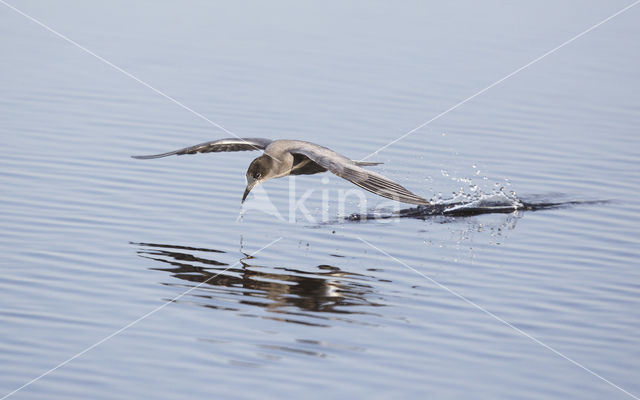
133, 242, 384, 327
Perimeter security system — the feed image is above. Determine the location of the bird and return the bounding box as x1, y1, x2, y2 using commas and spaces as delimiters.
132, 138, 430, 206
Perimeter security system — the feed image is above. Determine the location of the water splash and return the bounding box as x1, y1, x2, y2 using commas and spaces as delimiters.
435, 185, 523, 215
344, 174, 607, 221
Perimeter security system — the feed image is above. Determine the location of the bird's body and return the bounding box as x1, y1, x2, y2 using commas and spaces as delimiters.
133, 138, 430, 206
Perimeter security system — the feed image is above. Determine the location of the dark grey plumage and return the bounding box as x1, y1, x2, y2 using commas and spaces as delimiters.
131, 138, 272, 159
132, 138, 430, 206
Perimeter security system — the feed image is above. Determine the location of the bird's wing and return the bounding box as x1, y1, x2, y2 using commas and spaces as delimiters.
289, 143, 429, 206
132, 138, 273, 159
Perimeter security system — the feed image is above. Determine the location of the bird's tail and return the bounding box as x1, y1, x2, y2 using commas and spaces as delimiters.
353, 160, 383, 166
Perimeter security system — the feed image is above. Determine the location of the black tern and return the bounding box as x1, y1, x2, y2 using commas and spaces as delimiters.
132, 138, 430, 205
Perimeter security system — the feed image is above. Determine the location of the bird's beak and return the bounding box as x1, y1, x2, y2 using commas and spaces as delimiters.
241, 185, 252, 203
242, 180, 257, 203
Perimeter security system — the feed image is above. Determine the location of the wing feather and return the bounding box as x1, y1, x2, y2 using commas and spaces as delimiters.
290, 143, 429, 206
132, 138, 272, 159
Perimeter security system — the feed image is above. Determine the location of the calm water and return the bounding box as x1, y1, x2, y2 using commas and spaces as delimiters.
2, 1, 640, 399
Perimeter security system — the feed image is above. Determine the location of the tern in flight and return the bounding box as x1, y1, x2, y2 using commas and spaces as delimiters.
133, 138, 430, 206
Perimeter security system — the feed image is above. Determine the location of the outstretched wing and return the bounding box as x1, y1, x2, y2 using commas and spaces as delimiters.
132, 138, 273, 159
289, 143, 429, 206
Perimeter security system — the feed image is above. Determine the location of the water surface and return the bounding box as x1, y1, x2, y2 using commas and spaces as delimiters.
1, 1, 639, 399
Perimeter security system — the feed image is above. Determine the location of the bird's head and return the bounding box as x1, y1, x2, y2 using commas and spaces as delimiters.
242, 155, 272, 203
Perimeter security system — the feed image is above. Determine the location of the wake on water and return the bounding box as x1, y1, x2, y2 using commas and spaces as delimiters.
345, 187, 608, 221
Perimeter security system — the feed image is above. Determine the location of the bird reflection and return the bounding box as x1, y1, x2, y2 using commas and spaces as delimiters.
133, 242, 384, 326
